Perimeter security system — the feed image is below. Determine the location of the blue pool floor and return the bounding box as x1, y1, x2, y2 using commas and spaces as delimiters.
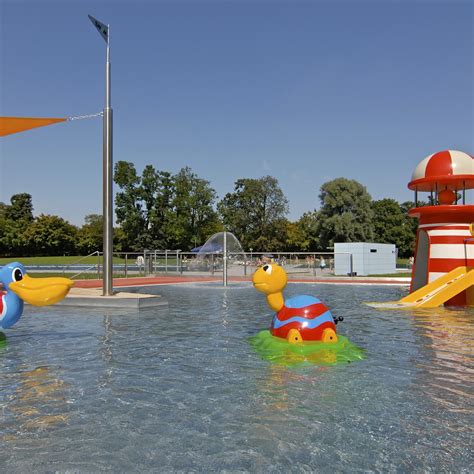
1, 282, 473, 471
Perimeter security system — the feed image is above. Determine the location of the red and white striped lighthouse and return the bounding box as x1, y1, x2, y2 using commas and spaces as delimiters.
408, 150, 474, 306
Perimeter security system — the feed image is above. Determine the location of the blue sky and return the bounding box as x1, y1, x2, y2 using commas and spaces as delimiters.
1, 0, 472, 226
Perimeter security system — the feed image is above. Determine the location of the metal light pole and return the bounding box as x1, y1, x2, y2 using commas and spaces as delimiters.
89, 15, 113, 296
223, 231, 228, 287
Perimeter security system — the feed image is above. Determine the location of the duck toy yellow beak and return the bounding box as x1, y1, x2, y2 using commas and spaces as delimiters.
9, 274, 74, 306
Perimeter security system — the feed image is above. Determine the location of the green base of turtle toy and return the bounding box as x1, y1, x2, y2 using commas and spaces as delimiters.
249, 330, 365, 366
0, 332, 7, 349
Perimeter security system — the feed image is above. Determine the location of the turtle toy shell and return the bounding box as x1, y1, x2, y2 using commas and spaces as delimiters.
271, 295, 337, 341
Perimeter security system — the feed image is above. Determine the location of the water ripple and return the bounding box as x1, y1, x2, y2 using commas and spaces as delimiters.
0, 284, 472, 471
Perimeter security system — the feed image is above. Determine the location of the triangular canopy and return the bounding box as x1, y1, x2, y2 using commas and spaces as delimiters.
0, 116, 67, 137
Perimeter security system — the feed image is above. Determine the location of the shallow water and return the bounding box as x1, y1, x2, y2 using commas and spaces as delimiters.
1, 283, 472, 472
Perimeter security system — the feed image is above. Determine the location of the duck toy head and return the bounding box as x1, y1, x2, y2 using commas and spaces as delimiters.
252, 263, 341, 344
0, 262, 74, 329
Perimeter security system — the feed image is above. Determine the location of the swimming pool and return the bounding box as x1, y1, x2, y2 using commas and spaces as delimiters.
1, 283, 472, 471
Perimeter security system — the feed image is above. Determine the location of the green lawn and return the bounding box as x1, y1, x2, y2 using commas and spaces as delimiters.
27, 272, 140, 279
0, 255, 179, 266
0, 256, 110, 265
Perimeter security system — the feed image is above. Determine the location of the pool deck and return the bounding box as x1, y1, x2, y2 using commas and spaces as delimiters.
61, 275, 409, 308
73, 274, 411, 289
60, 286, 168, 309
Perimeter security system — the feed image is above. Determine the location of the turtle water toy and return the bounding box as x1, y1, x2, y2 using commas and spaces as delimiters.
253, 263, 341, 343
251, 263, 364, 366
0, 262, 74, 330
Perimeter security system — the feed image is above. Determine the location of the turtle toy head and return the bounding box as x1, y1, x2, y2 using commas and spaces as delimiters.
252, 263, 288, 296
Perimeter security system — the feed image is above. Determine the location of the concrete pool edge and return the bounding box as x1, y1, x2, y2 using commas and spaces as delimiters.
72, 275, 411, 290
59, 287, 168, 309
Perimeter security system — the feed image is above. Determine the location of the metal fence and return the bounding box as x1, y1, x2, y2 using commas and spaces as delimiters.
142, 251, 350, 278
20, 249, 411, 282
49, 250, 356, 281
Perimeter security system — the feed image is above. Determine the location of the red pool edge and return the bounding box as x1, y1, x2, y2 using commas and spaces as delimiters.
73, 275, 410, 289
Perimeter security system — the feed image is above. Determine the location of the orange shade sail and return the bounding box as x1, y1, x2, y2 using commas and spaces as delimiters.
0, 116, 67, 137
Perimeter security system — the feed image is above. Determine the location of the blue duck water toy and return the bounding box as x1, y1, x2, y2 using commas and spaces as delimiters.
0, 262, 74, 329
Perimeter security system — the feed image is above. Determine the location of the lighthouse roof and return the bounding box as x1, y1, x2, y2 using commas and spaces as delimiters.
408, 150, 474, 191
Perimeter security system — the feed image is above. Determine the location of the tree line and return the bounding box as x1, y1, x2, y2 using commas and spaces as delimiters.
0, 162, 420, 258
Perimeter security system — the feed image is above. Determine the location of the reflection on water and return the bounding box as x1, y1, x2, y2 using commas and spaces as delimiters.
0, 284, 472, 471
413, 307, 473, 361
2, 365, 69, 440
411, 307, 473, 415
259, 364, 331, 412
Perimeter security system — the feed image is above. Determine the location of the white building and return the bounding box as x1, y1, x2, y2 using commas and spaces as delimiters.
334, 242, 397, 276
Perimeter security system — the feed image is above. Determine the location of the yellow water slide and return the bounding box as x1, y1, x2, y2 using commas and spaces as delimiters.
398, 266, 474, 308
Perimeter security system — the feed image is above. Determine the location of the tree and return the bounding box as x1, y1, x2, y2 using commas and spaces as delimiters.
0, 213, 10, 256
114, 161, 146, 251
0, 194, 33, 256
114, 162, 221, 251
283, 220, 305, 252
217, 176, 289, 250
398, 200, 429, 257
169, 167, 222, 250
0, 202, 8, 218
400, 200, 423, 235
25, 215, 78, 256
372, 199, 414, 258
6, 193, 34, 223
0, 219, 30, 256
140, 166, 171, 247
0, 203, 8, 255
77, 214, 103, 255
289, 211, 321, 251
318, 178, 374, 248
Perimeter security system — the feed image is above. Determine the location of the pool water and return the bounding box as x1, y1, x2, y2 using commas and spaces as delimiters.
1, 283, 472, 471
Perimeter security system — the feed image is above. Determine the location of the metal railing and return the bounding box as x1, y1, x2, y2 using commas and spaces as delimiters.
60, 251, 101, 279
25, 249, 404, 281
113, 251, 351, 280
48, 250, 349, 280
